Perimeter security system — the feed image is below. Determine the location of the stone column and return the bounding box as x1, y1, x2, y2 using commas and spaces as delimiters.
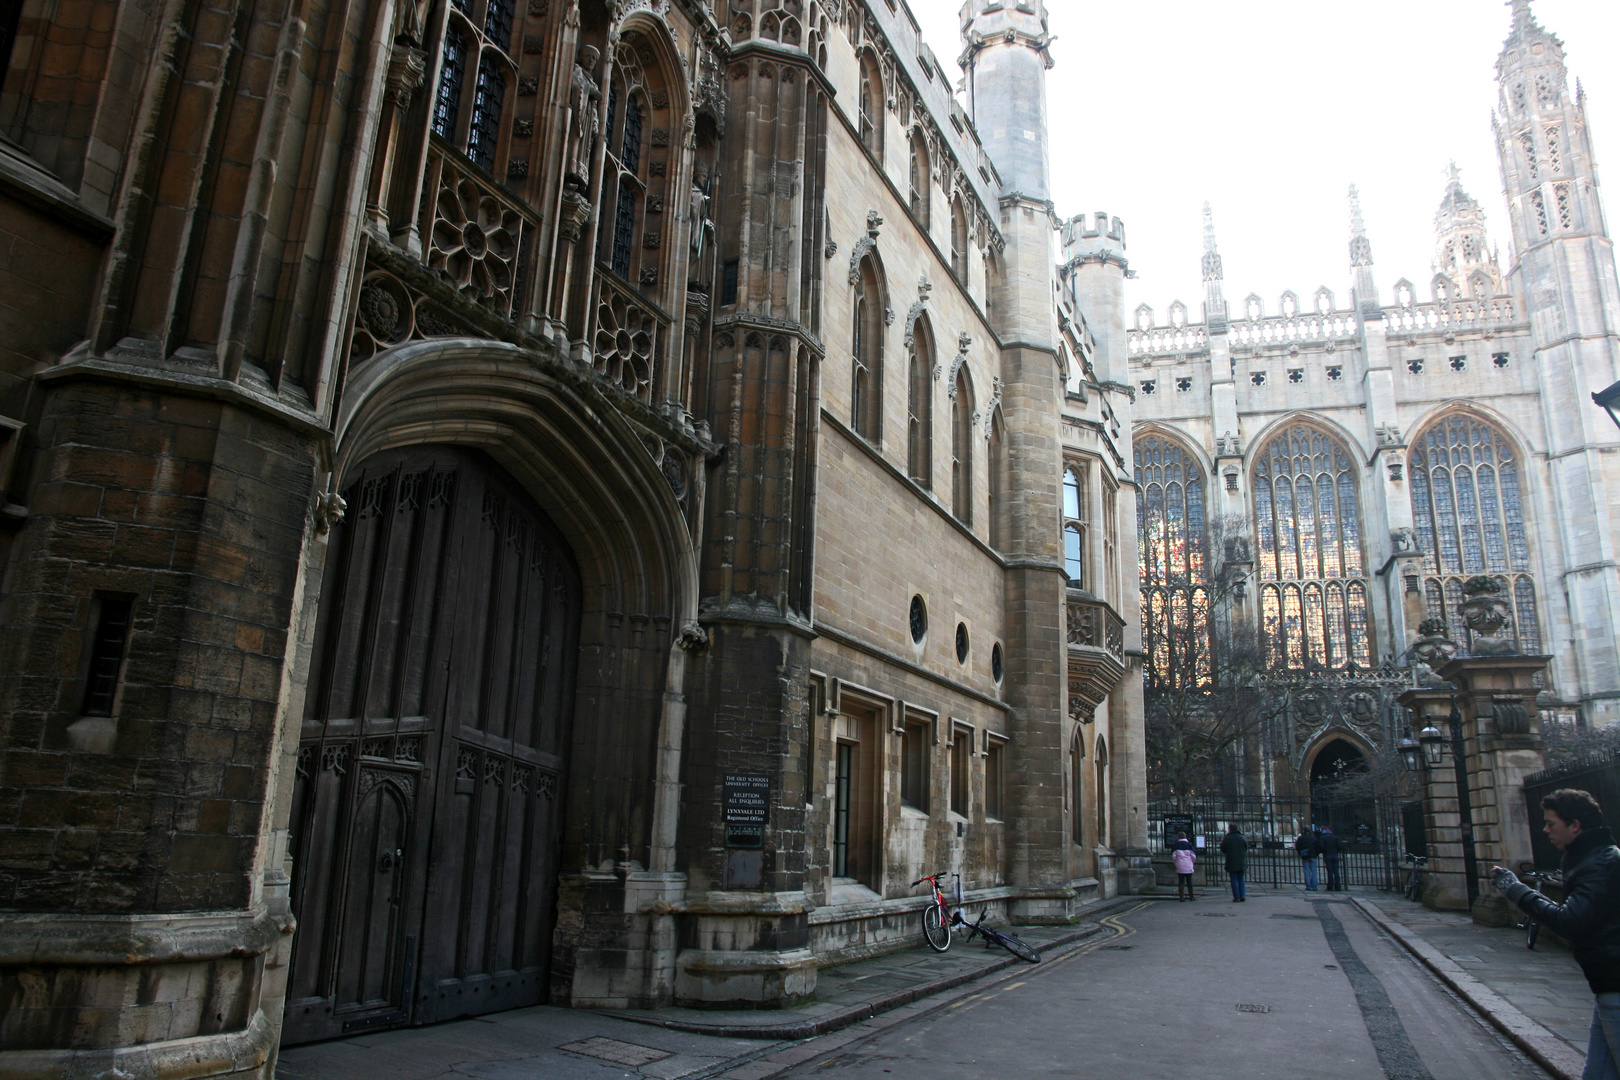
1437, 652, 1550, 926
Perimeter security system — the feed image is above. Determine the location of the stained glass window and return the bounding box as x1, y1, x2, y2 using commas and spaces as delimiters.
1253, 425, 1369, 670
1136, 436, 1208, 687
1408, 415, 1541, 655
621, 98, 643, 175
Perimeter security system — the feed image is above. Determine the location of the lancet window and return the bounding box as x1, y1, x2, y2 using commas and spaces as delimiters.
989, 411, 1007, 550
599, 51, 651, 282
951, 367, 974, 525
1253, 425, 1371, 671
859, 54, 882, 158
432, 0, 518, 175
907, 316, 934, 486
1408, 416, 1541, 654
909, 130, 931, 229
1063, 464, 1087, 588
852, 256, 884, 442
1136, 435, 1209, 687
950, 198, 969, 281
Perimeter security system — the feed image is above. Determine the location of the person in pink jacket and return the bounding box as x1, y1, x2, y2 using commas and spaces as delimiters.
1171, 834, 1197, 901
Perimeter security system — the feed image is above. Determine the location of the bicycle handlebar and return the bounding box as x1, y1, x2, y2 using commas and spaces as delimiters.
911, 872, 950, 887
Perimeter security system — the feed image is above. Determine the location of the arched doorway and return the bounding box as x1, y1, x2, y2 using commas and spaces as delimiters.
1308, 737, 1375, 845
283, 446, 581, 1043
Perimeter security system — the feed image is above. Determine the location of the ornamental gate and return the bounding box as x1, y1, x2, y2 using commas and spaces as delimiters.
1148, 795, 1407, 890
283, 447, 581, 1044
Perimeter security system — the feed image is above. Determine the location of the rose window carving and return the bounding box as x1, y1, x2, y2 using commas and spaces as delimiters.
429, 165, 523, 310
594, 283, 657, 398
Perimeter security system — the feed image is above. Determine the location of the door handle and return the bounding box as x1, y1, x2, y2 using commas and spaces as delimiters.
379, 848, 401, 872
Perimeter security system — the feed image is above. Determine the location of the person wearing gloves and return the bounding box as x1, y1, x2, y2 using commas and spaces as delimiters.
1492, 789, 1620, 1080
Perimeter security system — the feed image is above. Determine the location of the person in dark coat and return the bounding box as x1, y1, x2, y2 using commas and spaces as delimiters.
1220, 824, 1248, 902
1319, 826, 1344, 891
1493, 789, 1620, 1080
1294, 827, 1320, 891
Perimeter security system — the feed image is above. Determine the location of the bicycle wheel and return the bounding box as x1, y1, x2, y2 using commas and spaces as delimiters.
922, 902, 952, 951
1526, 919, 1539, 950
991, 931, 1041, 963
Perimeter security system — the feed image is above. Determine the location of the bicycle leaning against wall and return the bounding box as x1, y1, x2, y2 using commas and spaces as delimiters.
913, 872, 1042, 963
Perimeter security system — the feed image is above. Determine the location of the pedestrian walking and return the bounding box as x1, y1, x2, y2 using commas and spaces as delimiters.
1492, 789, 1620, 1080
1220, 823, 1248, 902
1320, 826, 1344, 891
1171, 834, 1197, 901
1294, 826, 1321, 891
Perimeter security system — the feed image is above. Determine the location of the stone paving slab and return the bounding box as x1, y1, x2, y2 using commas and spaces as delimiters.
1353, 893, 1591, 1080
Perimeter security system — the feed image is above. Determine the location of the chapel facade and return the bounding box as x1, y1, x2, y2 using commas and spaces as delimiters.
1127, 0, 1620, 803
0, 0, 1142, 1073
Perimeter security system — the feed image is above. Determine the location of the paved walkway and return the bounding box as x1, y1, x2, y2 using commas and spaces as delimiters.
277, 895, 1143, 1080
278, 890, 1599, 1080
1354, 892, 1592, 1079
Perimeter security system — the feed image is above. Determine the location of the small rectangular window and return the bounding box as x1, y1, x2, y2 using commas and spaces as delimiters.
986, 739, 1005, 821
901, 721, 929, 813
81, 595, 135, 717
720, 259, 739, 306
950, 726, 972, 817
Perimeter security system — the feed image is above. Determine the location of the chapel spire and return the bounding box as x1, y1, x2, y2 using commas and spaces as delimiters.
1202, 202, 1227, 331
1432, 162, 1501, 298
1349, 185, 1379, 317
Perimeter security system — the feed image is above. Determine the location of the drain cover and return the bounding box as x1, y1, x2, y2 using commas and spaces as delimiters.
1100, 944, 1134, 950
1235, 1003, 1272, 1014
1195, 912, 1236, 917
558, 1037, 672, 1067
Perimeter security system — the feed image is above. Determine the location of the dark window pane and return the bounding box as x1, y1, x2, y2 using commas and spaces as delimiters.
434, 25, 468, 140
483, 0, 514, 50
81, 596, 134, 717
467, 52, 506, 172
611, 180, 636, 277
622, 97, 643, 175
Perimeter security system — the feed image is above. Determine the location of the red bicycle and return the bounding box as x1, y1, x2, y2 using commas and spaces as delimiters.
912, 871, 1041, 963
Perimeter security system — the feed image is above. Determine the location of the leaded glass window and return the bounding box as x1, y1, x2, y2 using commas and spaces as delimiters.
1136, 435, 1209, 687
1064, 466, 1087, 587
432, 0, 515, 174
1254, 425, 1370, 671
1409, 415, 1541, 655
611, 180, 636, 277
434, 25, 467, 140
466, 53, 506, 173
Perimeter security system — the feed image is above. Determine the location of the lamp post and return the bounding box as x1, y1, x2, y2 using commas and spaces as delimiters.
1419, 725, 1445, 769
1595, 379, 1620, 432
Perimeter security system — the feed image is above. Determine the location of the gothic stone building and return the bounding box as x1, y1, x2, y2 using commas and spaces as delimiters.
1127, 0, 1620, 803
0, 0, 1143, 1072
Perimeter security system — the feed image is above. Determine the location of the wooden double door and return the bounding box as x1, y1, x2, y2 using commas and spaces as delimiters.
283, 446, 581, 1044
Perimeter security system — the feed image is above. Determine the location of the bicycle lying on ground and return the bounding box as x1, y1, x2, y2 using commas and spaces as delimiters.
1402, 853, 1428, 902
1515, 864, 1563, 949
912, 871, 1042, 964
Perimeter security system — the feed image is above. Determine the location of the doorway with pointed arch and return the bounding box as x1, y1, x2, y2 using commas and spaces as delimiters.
1308, 736, 1377, 848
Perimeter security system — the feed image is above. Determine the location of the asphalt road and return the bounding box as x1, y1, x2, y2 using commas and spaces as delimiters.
776, 894, 1552, 1080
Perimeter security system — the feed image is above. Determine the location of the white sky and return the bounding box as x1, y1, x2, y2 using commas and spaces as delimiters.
911, 0, 1620, 321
